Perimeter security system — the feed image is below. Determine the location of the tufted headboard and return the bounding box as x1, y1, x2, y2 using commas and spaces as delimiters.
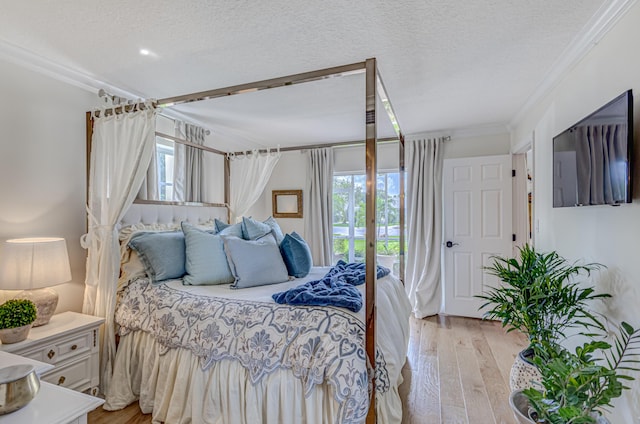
119, 203, 228, 228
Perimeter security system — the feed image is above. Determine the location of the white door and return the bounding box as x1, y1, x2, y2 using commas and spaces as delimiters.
443, 155, 512, 318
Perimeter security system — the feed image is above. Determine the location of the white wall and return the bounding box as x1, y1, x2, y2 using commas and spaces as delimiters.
0, 58, 95, 313
512, 3, 640, 421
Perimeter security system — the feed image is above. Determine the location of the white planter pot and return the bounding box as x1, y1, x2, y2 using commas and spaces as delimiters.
376, 254, 396, 271
510, 348, 541, 391
0, 324, 32, 344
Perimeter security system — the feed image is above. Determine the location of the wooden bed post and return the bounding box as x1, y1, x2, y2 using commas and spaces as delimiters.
399, 134, 405, 284
365, 57, 377, 424
224, 154, 230, 223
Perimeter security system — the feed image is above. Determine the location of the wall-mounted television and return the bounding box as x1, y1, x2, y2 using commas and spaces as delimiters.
553, 90, 633, 208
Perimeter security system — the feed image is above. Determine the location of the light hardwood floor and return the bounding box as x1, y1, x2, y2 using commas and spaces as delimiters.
88, 315, 527, 424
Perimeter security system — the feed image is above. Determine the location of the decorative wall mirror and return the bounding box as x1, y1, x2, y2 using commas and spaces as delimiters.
272, 190, 303, 218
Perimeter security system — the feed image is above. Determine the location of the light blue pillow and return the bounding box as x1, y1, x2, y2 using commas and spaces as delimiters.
242, 217, 272, 240
280, 232, 313, 278
128, 231, 186, 283
182, 222, 234, 286
214, 218, 243, 238
222, 236, 290, 289
264, 216, 285, 245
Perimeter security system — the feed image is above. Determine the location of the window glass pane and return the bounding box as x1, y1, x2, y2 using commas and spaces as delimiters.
333, 171, 400, 271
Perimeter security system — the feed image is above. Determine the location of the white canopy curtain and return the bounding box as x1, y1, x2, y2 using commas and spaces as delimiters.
174, 122, 205, 202
305, 148, 334, 266
229, 149, 281, 222
81, 103, 156, 395
405, 137, 444, 318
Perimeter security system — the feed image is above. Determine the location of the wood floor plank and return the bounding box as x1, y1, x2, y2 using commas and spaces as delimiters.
410, 317, 440, 422
437, 324, 468, 424
456, 345, 497, 424
481, 319, 528, 388
467, 321, 516, 424
89, 315, 524, 424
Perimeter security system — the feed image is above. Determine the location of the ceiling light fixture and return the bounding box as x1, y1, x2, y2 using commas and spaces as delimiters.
139, 48, 151, 56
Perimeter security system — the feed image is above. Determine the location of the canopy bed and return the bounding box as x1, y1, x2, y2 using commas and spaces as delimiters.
83, 58, 409, 423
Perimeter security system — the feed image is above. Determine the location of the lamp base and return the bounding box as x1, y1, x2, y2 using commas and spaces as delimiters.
16, 288, 58, 327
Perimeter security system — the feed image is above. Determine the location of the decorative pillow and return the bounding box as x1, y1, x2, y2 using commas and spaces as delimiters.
280, 232, 313, 278
128, 231, 186, 283
241, 216, 273, 240
214, 218, 243, 238
222, 236, 290, 289
182, 222, 234, 286
264, 216, 285, 245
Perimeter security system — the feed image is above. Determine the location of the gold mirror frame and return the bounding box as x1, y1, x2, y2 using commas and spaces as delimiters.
272, 190, 303, 218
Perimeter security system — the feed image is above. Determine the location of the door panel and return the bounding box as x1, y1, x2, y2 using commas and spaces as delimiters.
443, 155, 512, 318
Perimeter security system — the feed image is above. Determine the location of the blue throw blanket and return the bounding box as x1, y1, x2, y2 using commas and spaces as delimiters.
272, 260, 390, 312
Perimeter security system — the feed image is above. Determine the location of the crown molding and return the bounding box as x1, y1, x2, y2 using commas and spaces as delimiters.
509, 0, 637, 129
0, 38, 217, 131
0, 37, 144, 100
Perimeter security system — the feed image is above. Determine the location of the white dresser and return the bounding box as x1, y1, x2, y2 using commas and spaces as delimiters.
0, 312, 104, 395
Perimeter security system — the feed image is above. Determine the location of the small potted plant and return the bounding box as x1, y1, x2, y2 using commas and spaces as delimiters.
0, 299, 37, 344
510, 321, 640, 424
376, 243, 397, 271
478, 244, 608, 390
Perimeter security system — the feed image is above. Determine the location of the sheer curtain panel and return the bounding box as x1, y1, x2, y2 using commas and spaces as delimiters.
229, 149, 281, 222
405, 138, 444, 318
305, 148, 334, 266
81, 104, 156, 395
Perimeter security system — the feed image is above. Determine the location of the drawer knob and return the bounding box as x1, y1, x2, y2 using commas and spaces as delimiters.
47, 349, 55, 359
71, 344, 78, 351
58, 376, 66, 385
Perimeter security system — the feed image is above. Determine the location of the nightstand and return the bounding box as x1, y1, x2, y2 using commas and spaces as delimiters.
0, 381, 104, 424
0, 312, 104, 395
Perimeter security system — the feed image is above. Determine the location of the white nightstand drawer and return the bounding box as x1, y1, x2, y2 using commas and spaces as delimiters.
42, 355, 93, 392
19, 331, 92, 364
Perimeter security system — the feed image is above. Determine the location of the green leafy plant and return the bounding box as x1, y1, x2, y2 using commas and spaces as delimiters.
0, 299, 37, 329
523, 322, 640, 424
377, 243, 397, 256
478, 244, 608, 355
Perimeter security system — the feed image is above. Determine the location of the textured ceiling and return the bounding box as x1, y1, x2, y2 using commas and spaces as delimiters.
0, 0, 610, 150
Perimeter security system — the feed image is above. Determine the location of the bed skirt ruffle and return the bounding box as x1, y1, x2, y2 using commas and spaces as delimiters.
105, 331, 403, 424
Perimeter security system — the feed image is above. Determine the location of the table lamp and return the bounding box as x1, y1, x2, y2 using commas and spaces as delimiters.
0, 237, 71, 327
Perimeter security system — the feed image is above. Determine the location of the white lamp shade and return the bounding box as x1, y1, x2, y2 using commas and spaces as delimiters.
0, 237, 72, 290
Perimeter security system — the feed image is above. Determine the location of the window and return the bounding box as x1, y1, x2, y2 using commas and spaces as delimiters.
332, 172, 401, 265
156, 138, 174, 200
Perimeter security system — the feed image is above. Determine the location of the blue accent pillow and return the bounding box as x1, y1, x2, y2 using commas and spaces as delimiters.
280, 232, 312, 278
128, 231, 186, 283
181, 222, 234, 286
264, 216, 285, 245
214, 218, 243, 238
241, 217, 272, 240
222, 236, 290, 289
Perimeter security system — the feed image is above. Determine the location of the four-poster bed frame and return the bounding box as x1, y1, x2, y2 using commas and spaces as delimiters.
87, 57, 405, 423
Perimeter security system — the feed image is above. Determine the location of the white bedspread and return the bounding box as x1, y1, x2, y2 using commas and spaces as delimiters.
106, 267, 411, 423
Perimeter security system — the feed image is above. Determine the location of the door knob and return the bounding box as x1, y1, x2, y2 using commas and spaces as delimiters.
445, 241, 459, 248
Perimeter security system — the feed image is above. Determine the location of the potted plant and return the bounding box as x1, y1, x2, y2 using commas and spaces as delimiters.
510, 321, 640, 424
0, 299, 37, 344
478, 244, 608, 390
376, 243, 397, 271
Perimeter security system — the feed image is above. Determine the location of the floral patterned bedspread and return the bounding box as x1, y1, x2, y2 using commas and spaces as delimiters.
115, 279, 390, 423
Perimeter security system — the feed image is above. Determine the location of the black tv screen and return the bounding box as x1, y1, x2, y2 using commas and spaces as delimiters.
553, 90, 633, 207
